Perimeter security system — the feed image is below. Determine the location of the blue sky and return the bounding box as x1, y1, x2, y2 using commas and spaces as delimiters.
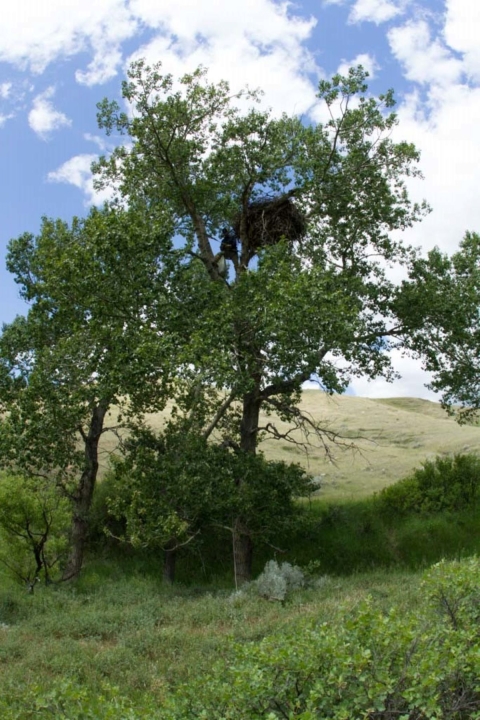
0, 0, 478, 399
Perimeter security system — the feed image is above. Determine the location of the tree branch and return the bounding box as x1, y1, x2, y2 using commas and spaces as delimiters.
202, 391, 237, 441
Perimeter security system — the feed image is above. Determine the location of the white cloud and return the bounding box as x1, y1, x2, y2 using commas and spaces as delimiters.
84, 133, 109, 152
0, 0, 319, 101
28, 86, 71, 139
384, 11, 480, 258
0, 0, 137, 83
349, 0, 404, 24
0, 113, 14, 127
388, 20, 463, 86
126, 0, 319, 116
350, 352, 437, 400
0, 82, 12, 99
391, 83, 480, 257
48, 154, 114, 205
337, 52, 379, 78
444, 0, 480, 82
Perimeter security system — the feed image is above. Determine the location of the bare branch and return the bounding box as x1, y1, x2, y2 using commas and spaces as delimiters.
202, 391, 237, 441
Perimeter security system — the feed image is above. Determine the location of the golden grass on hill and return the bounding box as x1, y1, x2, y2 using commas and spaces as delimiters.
98, 392, 480, 503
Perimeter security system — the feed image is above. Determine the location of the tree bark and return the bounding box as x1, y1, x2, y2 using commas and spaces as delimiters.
232, 389, 261, 585
62, 401, 108, 581
233, 517, 253, 588
240, 390, 261, 454
163, 548, 177, 584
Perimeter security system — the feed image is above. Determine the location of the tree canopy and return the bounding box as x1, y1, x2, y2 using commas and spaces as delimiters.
398, 231, 480, 423
91, 61, 435, 581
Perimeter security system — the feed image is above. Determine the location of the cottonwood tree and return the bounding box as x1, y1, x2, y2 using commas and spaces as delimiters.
0, 204, 177, 579
397, 231, 480, 423
93, 62, 434, 583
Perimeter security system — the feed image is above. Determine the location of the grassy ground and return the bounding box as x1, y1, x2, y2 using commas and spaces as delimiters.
2, 500, 480, 713
0, 560, 423, 708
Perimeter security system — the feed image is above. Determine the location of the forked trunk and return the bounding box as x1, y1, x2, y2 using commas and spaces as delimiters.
62, 402, 108, 581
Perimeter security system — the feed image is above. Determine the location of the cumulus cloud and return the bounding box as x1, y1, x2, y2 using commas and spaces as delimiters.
84, 133, 109, 152
126, 0, 319, 116
0, 0, 319, 102
48, 154, 113, 205
337, 52, 379, 78
0, 0, 137, 83
390, 83, 480, 257
444, 0, 480, 82
350, 352, 437, 400
28, 86, 71, 139
384, 10, 480, 258
388, 19, 464, 86
0, 82, 12, 99
349, 0, 404, 24
0, 113, 14, 127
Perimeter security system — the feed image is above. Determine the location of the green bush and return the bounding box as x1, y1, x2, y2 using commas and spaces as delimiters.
0, 474, 70, 589
378, 453, 480, 515
166, 557, 480, 719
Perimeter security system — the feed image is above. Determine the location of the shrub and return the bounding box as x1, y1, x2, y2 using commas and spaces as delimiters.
0, 474, 70, 590
378, 453, 480, 515
253, 560, 305, 601
167, 557, 480, 719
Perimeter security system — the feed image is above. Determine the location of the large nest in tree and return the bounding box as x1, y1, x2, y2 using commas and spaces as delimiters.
233, 195, 306, 254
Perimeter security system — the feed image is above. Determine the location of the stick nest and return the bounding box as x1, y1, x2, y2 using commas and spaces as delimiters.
233, 195, 306, 254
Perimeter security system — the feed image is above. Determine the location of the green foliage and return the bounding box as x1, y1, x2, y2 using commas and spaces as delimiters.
378, 453, 480, 515
93, 59, 434, 453
106, 428, 232, 553
399, 231, 480, 422
0, 203, 178, 577
0, 474, 70, 588
0, 679, 159, 719
167, 557, 480, 719
106, 425, 314, 564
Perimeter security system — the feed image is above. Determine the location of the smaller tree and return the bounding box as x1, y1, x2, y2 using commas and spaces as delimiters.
397, 231, 480, 423
0, 474, 70, 591
0, 204, 177, 580
106, 423, 313, 585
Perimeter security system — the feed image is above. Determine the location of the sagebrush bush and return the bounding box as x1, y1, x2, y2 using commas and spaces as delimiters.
253, 560, 305, 601
378, 453, 480, 515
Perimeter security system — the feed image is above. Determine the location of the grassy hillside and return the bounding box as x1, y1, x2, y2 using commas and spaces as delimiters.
99, 392, 480, 501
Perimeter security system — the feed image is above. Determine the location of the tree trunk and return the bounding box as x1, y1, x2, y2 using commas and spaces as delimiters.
232, 390, 261, 586
62, 402, 108, 581
233, 517, 253, 588
240, 390, 261, 454
163, 548, 177, 584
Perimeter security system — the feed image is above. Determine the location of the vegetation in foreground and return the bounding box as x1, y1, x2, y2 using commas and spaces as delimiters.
1, 454, 480, 719
1, 553, 480, 718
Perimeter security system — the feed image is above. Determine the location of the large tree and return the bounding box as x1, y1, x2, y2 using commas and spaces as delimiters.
0, 204, 176, 579
93, 61, 434, 583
